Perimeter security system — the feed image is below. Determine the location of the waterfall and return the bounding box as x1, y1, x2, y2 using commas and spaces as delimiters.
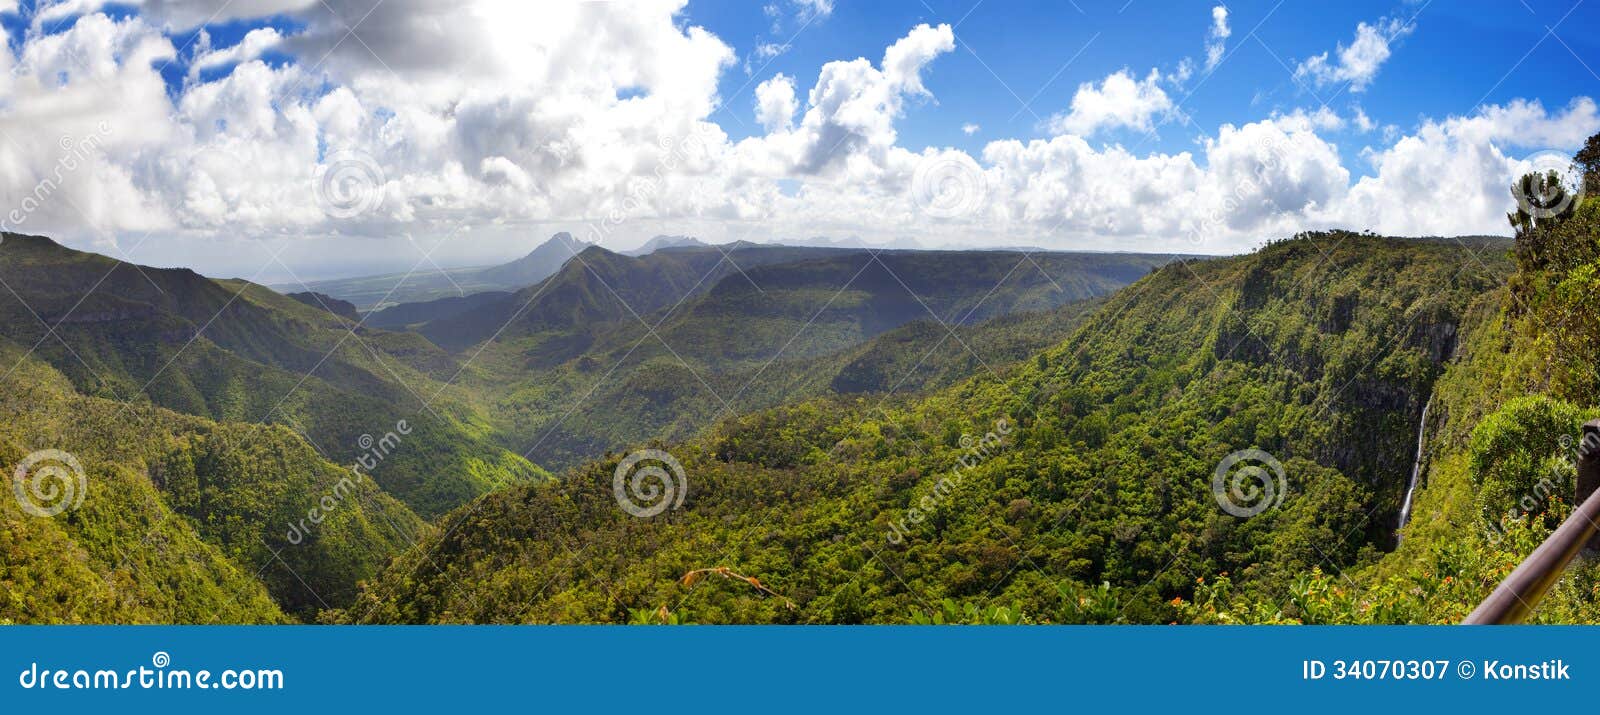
1396, 395, 1433, 538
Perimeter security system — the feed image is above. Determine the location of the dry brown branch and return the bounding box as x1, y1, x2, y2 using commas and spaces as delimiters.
679, 566, 797, 609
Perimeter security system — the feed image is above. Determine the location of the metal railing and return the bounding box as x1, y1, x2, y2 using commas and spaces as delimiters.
1463, 419, 1600, 624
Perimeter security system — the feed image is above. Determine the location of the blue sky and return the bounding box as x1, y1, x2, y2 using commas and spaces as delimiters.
690, 0, 1599, 170
1, 0, 1598, 280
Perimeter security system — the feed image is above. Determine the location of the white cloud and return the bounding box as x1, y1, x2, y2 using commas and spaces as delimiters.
189, 26, 283, 79
1204, 6, 1231, 72
1295, 17, 1415, 92
755, 73, 798, 132
1047, 69, 1173, 136
762, 0, 834, 27
755, 23, 954, 175
1332, 98, 1600, 236
28, 0, 320, 30
0, 0, 745, 244
1204, 112, 1350, 230
1171, 57, 1195, 85
1, 1, 1597, 271
0, 12, 177, 238
1352, 106, 1376, 132
794, 0, 834, 20
1280, 107, 1344, 132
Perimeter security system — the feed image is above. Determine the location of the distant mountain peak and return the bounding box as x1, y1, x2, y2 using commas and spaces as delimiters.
476, 231, 595, 288
526, 231, 587, 256
624, 234, 707, 256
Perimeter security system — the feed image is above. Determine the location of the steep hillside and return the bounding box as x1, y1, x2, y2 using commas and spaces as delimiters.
348, 232, 1506, 624
0, 234, 545, 518
438, 246, 1170, 469
0, 344, 421, 622
1216, 196, 1600, 624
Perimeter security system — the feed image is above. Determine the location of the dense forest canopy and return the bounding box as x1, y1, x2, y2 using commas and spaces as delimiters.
4, 135, 1600, 624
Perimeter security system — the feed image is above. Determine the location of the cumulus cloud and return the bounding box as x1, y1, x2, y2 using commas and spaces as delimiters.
0, 12, 177, 239
757, 22, 954, 175
1047, 69, 1173, 136
1295, 17, 1414, 92
189, 26, 283, 79
962, 123, 981, 135
755, 74, 798, 132
1333, 98, 1600, 236
0, 0, 744, 245
1, 1, 1596, 269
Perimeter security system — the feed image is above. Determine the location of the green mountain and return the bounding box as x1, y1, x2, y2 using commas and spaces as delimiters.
624, 235, 709, 256
1200, 185, 1600, 624
473, 231, 591, 289
0, 234, 545, 519
346, 231, 1513, 624
16, 172, 1600, 626
423, 244, 1172, 469
0, 232, 1162, 624
287, 291, 359, 321
0, 342, 420, 622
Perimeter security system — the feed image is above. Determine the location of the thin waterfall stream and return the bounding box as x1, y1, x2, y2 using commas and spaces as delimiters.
1397, 395, 1433, 539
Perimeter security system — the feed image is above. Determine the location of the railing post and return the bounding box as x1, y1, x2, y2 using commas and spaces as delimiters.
1579, 419, 1600, 551
1464, 419, 1600, 624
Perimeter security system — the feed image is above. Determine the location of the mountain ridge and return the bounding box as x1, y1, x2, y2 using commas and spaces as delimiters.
344, 231, 1515, 624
